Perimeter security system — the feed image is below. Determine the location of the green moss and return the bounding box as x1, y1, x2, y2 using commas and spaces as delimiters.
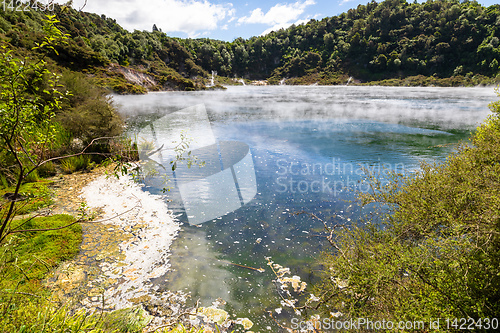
0, 301, 155, 333
0, 213, 85, 330
100, 307, 152, 332
0, 214, 81, 292
0, 182, 53, 216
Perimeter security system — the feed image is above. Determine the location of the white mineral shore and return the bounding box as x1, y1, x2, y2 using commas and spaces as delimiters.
80, 174, 181, 310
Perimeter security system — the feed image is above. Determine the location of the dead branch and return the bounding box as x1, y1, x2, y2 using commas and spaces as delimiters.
293, 211, 346, 249
146, 299, 201, 333
9, 200, 142, 234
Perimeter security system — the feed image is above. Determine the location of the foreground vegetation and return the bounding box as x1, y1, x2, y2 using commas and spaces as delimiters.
0, 14, 154, 333
0, 14, 218, 332
313, 93, 500, 330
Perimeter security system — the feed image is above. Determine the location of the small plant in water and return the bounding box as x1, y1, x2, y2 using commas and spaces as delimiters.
77, 201, 98, 221
126, 133, 206, 193
170, 131, 206, 171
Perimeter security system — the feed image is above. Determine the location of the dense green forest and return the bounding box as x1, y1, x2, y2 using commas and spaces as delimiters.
179, 0, 500, 85
2, 0, 500, 90
0, 3, 206, 92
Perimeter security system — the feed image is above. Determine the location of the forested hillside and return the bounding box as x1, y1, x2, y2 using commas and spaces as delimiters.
0, 4, 206, 92
180, 0, 500, 85
1, 0, 500, 91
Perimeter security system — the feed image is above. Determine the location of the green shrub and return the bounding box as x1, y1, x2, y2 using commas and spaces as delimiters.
60, 155, 93, 174
57, 70, 124, 145
108, 80, 147, 94
316, 93, 500, 327
36, 161, 57, 178
22, 169, 40, 183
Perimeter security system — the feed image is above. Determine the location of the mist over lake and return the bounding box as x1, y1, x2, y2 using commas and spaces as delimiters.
113, 85, 497, 330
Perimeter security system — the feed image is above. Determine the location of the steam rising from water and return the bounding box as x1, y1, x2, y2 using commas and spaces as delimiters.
114, 86, 497, 130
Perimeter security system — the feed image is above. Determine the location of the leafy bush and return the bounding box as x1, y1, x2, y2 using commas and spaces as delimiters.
111, 81, 148, 94
316, 93, 500, 327
57, 70, 124, 145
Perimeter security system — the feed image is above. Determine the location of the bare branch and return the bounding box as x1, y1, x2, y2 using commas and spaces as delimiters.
145, 299, 200, 333
0, 139, 25, 242
33, 136, 122, 171
17, 138, 36, 168
10, 211, 48, 232
267, 310, 294, 333
9, 200, 142, 234
293, 211, 346, 249
79, 0, 87, 11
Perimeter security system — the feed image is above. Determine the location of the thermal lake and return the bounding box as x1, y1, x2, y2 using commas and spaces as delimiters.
113, 85, 497, 330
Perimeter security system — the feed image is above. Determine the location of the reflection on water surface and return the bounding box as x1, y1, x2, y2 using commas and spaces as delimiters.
114, 86, 496, 330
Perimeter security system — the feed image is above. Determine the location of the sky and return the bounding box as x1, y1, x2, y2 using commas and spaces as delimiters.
62, 0, 499, 41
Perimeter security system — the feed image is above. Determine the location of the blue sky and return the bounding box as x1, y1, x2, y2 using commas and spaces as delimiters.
65, 0, 499, 41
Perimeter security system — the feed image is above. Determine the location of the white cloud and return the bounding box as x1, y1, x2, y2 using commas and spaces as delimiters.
261, 18, 309, 36
66, 0, 234, 37
238, 0, 315, 26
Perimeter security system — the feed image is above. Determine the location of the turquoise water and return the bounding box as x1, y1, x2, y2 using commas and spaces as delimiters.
114, 86, 496, 330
